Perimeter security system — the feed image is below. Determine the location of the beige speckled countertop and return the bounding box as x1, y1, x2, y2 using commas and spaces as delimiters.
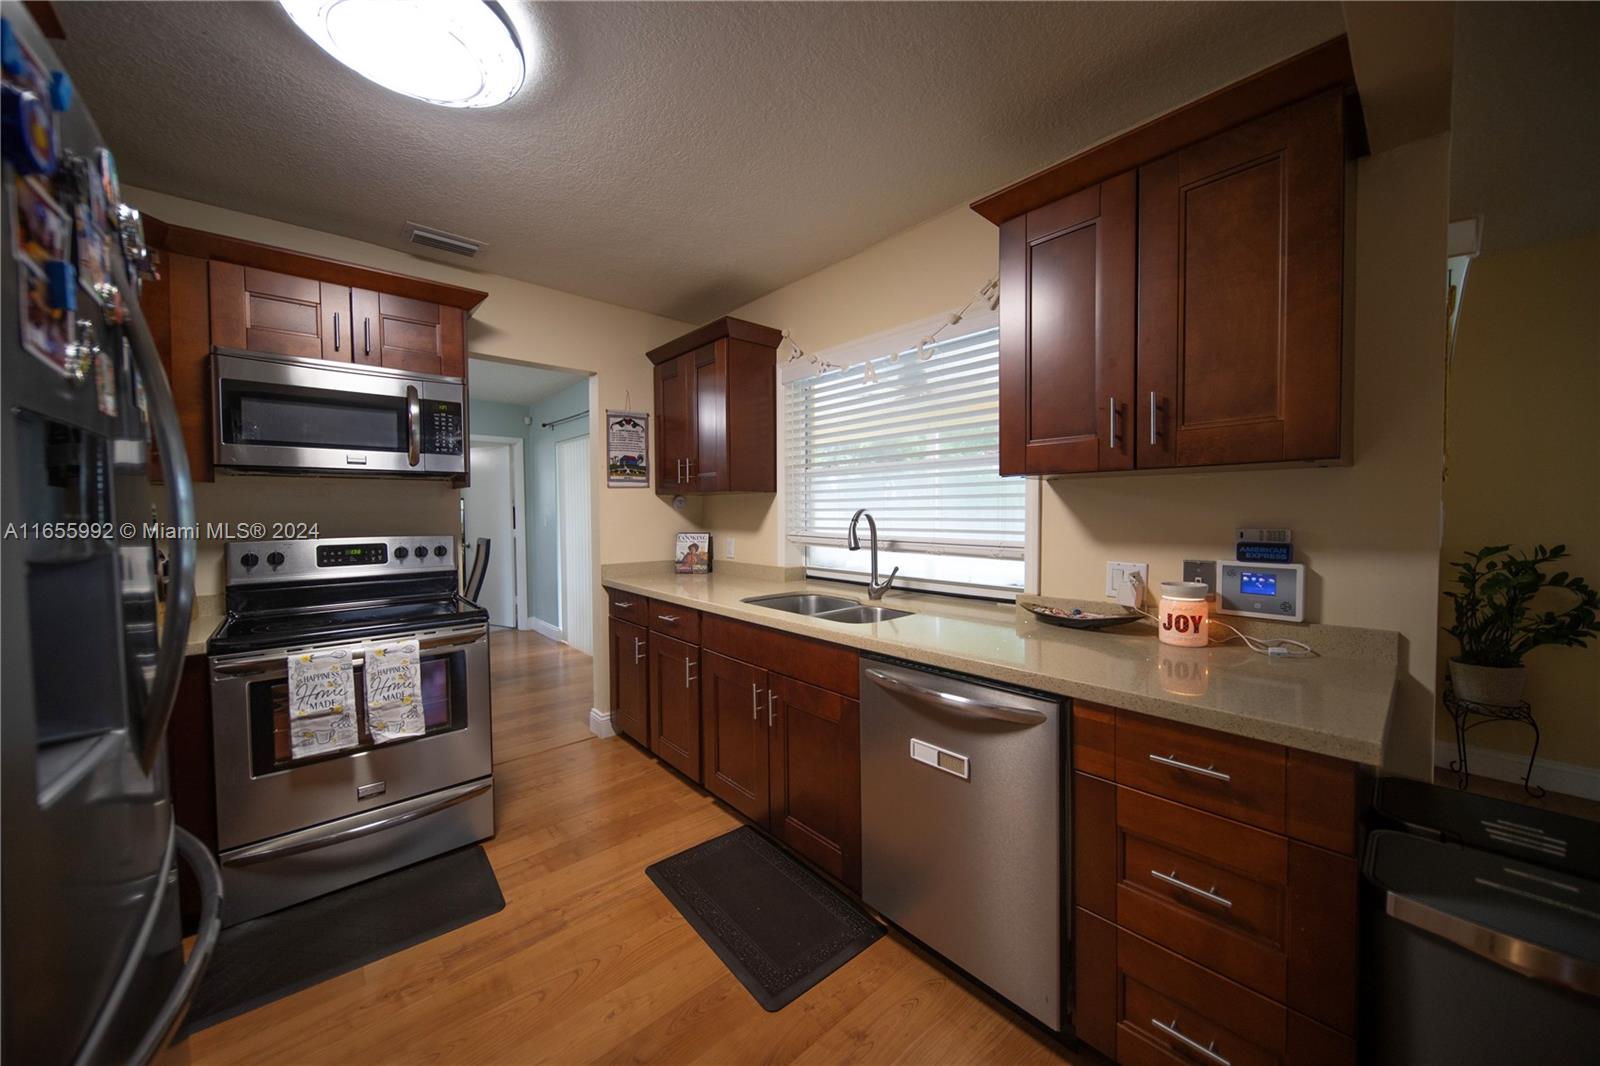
184, 596, 225, 657
602, 564, 1399, 766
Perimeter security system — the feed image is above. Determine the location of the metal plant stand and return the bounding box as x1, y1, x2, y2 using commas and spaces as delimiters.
1443, 678, 1545, 798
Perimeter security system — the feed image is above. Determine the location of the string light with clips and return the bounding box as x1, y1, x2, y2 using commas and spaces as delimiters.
781, 275, 1000, 381
1127, 572, 1317, 658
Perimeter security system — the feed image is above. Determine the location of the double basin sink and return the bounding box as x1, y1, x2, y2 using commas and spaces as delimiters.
742, 593, 914, 625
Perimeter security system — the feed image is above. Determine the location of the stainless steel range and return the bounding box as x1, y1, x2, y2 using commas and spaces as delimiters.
207, 535, 493, 924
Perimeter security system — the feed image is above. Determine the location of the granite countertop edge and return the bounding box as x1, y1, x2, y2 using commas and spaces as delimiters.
602, 568, 1397, 767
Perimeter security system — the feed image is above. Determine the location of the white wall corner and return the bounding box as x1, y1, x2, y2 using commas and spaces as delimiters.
527, 616, 564, 642
588, 708, 616, 739
1434, 741, 1600, 802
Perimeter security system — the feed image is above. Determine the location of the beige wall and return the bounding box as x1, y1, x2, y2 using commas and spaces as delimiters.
128, 186, 694, 709
703, 135, 1452, 777
1440, 232, 1600, 769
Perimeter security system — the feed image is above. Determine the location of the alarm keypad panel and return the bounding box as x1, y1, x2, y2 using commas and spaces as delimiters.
1215, 561, 1305, 622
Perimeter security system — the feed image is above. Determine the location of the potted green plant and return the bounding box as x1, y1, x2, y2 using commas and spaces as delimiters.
1443, 544, 1600, 705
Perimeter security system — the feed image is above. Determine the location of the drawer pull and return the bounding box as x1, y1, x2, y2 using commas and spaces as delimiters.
1150, 1018, 1231, 1066
1151, 869, 1234, 909
1149, 752, 1231, 782
658, 613, 680, 623
632, 637, 645, 664
614, 600, 634, 608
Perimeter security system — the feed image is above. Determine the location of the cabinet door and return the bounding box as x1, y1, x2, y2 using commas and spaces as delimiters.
700, 651, 769, 822
1137, 89, 1344, 467
350, 289, 465, 377
653, 352, 695, 493
209, 262, 351, 361
648, 633, 701, 780
687, 340, 728, 492
998, 171, 1136, 475
609, 618, 650, 745
768, 673, 861, 890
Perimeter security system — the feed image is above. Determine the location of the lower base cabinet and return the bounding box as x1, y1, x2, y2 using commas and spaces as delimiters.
768, 673, 861, 889
609, 618, 650, 745
702, 650, 771, 822
649, 633, 701, 779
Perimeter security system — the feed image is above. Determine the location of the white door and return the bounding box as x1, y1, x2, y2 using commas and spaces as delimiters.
556, 435, 593, 654
461, 442, 518, 628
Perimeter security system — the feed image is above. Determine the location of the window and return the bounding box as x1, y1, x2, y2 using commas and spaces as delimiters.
785, 317, 1027, 597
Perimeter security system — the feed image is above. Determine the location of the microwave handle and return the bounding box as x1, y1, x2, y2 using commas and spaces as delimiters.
406, 385, 422, 466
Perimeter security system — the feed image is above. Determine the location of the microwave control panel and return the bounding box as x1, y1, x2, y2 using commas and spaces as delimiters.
422, 401, 464, 456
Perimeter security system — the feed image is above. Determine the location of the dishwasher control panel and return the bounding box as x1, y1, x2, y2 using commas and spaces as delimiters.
910, 738, 970, 780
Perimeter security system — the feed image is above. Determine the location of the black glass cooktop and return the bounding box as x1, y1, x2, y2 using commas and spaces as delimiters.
207, 574, 487, 655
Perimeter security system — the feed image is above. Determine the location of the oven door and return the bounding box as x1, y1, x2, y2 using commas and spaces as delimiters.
209, 626, 491, 851
212, 348, 464, 475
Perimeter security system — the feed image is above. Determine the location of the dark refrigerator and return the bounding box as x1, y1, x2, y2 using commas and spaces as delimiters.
2, 8, 222, 1064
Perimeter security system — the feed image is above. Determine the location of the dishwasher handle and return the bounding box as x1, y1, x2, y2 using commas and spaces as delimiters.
865, 667, 1049, 726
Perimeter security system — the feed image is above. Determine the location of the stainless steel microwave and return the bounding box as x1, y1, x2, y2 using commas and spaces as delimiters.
212, 348, 466, 477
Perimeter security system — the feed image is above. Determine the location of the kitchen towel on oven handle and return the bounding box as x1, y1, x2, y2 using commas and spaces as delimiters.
363, 638, 425, 743
286, 648, 360, 758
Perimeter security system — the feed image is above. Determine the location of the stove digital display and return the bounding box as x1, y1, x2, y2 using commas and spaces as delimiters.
317, 543, 389, 567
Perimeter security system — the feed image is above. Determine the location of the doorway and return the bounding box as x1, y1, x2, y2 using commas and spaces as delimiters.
555, 434, 593, 655
460, 436, 526, 629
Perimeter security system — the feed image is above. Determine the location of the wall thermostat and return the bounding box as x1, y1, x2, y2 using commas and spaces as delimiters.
1214, 560, 1305, 622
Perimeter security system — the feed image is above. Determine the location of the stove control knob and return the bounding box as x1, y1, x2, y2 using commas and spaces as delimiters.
239, 552, 259, 569
266, 551, 285, 567
433, 544, 448, 558
414, 544, 429, 560
394, 546, 409, 560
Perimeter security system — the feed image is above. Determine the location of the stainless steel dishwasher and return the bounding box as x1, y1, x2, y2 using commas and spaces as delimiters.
860, 656, 1066, 1030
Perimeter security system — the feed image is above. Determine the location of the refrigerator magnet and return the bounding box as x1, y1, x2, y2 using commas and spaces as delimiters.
15, 258, 69, 370
94, 147, 121, 227
11, 174, 68, 268
93, 347, 117, 416
74, 203, 113, 306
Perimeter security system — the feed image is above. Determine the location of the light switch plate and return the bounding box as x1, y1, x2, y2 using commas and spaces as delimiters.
1106, 562, 1149, 607
723, 537, 736, 560
1183, 559, 1218, 595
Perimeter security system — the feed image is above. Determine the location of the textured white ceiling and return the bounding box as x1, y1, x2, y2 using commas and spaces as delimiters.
56, 1, 1344, 321
469, 357, 584, 406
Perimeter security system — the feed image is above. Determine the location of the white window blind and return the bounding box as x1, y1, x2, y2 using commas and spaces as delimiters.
785, 323, 1025, 590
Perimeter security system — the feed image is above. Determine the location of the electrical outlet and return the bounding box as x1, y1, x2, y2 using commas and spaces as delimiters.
1105, 562, 1149, 607
723, 537, 736, 560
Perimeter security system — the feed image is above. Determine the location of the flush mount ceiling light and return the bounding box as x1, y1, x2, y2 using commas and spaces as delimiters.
279, 0, 526, 108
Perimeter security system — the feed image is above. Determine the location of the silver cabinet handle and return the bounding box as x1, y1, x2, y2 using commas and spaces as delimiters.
1108, 395, 1119, 449
768, 690, 778, 728
1152, 869, 1233, 908
1149, 752, 1231, 782
406, 384, 421, 466
633, 636, 645, 664
685, 458, 693, 479
751, 683, 762, 720
333, 311, 341, 351
1150, 1019, 1231, 1066
364, 316, 371, 357
223, 778, 491, 866
658, 613, 680, 623
684, 657, 697, 688
614, 599, 634, 608
1149, 391, 1159, 445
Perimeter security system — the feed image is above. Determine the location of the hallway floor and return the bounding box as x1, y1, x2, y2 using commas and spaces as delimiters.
177, 629, 1080, 1065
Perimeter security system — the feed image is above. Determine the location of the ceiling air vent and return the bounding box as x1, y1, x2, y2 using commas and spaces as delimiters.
405, 223, 483, 259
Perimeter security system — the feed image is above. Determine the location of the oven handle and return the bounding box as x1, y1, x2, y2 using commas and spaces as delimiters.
211, 628, 487, 677
406, 385, 422, 467
221, 778, 491, 867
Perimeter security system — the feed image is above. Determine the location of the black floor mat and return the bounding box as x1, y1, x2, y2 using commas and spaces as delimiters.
180, 845, 504, 1036
646, 827, 883, 1011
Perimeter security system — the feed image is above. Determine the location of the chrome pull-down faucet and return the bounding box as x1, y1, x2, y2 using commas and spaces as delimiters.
847, 508, 899, 600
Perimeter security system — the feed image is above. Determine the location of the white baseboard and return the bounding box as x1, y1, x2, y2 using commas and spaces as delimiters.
1434, 740, 1600, 802
588, 707, 616, 739
526, 616, 564, 642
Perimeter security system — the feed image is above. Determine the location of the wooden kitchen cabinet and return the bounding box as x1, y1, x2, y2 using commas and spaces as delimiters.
351, 288, 465, 377
209, 262, 352, 361
648, 632, 702, 780
608, 617, 650, 746
1136, 90, 1345, 467
998, 171, 1136, 475
768, 672, 861, 889
701, 650, 770, 822
647, 317, 781, 494
975, 40, 1358, 476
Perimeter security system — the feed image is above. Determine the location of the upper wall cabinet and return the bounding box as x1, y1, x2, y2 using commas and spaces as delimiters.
141, 218, 487, 481
648, 317, 782, 494
975, 38, 1360, 476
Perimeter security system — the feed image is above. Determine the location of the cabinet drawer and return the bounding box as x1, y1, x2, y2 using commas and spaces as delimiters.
1116, 711, 1286, 833
1116, 787, 1288, 1001
647, 599, 701, 642
606, 588, 649, 627
701, 614, 858, 698
1117, 930, 1285, 1066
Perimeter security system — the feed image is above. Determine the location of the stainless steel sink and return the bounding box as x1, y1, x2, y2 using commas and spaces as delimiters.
814, 605, 914, 624
742, 593, 860, 615
741, 593, 914, 624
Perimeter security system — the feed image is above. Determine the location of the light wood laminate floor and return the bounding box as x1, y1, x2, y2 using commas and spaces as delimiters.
177, 629, 1083, 1065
